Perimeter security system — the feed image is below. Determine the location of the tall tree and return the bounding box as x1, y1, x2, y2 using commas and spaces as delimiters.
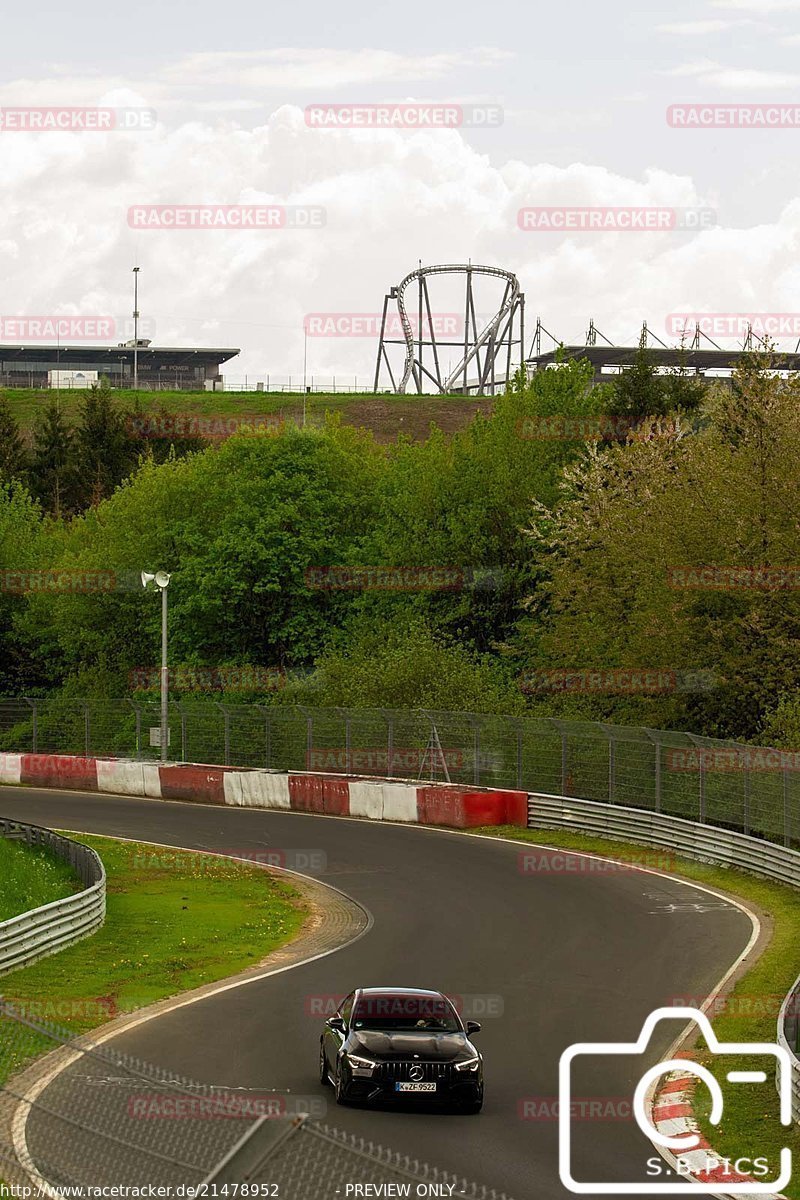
73, 384, 136, 508
0, 397, 27, 480
30, 399, 76, 517
607, 328, 667, 420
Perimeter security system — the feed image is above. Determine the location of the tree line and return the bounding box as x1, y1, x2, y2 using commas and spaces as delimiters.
1, 344, 797, 748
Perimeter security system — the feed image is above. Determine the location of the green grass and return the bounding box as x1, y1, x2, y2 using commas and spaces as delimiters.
0, 834, 307, 1087
0, 838, 81, 921
475, 825, 800, 1198
0, 386, 492, 443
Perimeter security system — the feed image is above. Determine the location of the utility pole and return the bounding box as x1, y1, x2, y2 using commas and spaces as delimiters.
133, 265, 140, 391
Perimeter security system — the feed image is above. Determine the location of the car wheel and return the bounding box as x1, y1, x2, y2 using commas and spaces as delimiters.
319, 1043, 331, 1086
461, 1093, 483, 1114
334, 1061, 350, 1106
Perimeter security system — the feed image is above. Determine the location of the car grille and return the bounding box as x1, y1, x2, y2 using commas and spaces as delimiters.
378, 1060, 454, 1083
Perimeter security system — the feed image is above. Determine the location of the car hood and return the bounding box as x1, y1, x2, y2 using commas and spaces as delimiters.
348, 1030, 475, 1061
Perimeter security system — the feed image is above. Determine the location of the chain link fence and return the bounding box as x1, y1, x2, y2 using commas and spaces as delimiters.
0, 1002, 510, 1198
1, 698, 799, 848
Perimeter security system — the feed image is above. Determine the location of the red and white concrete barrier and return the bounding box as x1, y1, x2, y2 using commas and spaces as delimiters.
0, 754, 528, 830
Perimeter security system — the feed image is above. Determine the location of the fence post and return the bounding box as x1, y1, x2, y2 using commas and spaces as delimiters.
784, 765, 790, 847
345, 714, 351, 774
654, 739, 661, 812
699, 755, 706, 823
307, 713, 314, 767
222, 706, 231, 767
473, 720, 481, 786
561, 730, 568, 795
608, 730, 616, 803
263, 707, 272, 769
84, 702, 91, 757
25, 698, 39, 754
386, 713, 395, 778
516, 723, 523, 791
743, 760, 750, 835
180, 706, 187, 763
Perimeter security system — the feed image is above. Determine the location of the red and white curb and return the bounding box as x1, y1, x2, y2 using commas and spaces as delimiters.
651, 1070, 787, 1197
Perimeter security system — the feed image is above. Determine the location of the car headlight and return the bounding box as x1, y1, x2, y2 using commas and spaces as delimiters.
455, 1056, 481, 1072
346, 1053, 377, 1070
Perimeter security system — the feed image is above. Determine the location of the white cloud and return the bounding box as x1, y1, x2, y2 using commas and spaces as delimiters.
711, 0, 800, 10
656, 18, 756, 33
161, 47, 515, 91
1, 103, 799, 385
662, 58, 800, 88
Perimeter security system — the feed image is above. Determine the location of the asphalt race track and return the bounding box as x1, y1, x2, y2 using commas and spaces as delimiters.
0, 787, 755, 1199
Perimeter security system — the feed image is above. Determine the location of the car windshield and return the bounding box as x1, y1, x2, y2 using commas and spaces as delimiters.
351, 996, 461, 1033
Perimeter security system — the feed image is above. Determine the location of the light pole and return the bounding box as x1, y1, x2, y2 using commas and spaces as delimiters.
132, 266, 140, 391
141, 569, 171, 761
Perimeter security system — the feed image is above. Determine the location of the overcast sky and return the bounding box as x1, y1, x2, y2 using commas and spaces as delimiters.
2, 0, 800, 385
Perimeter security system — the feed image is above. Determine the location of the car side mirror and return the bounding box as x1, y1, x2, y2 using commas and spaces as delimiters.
327, 1016, 346, 1033
466, 1020, 482, 1035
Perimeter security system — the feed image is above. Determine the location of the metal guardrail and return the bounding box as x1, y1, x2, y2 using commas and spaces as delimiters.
528, 791, 800, 1119
0, 818, 105, 977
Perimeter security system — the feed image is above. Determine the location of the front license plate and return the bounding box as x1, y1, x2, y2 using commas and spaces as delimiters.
396, 1081, 436, 1093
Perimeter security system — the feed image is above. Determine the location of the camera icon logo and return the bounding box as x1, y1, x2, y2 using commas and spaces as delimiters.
559, 1006, 793, 1194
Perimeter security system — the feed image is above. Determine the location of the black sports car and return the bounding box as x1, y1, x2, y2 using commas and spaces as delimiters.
319, 986, 484, 1113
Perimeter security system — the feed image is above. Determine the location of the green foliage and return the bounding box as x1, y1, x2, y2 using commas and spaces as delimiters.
0, 398, 26, 481
293, 616, 523, 712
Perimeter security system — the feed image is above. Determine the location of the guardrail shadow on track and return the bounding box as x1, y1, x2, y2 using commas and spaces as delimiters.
0, 1003, 512, 1199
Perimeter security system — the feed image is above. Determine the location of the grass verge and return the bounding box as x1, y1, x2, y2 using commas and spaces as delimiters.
0, 838, 81, 922
476, 824, 800, 1199
0, 834, 307, 1088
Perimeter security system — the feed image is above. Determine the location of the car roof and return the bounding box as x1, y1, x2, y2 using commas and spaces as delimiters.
357, 987, 447, 999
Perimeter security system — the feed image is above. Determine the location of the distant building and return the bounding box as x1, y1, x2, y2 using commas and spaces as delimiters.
0, 343, 240, 390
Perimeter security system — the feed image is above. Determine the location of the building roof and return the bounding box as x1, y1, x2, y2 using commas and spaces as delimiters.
0, 345, 240, 366
527, 344, 800, 372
